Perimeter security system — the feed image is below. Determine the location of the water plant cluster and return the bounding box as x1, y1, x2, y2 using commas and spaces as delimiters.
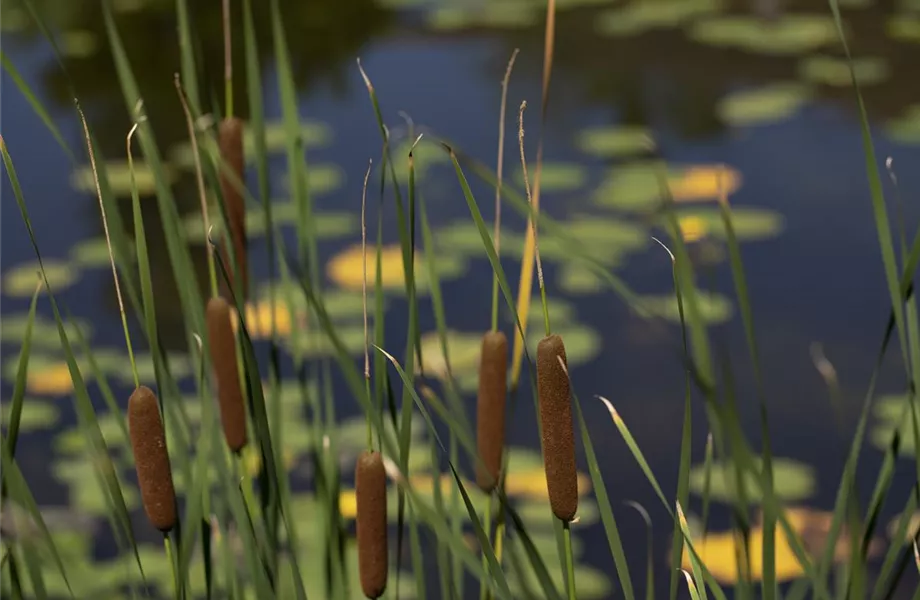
3, 0, 920, 599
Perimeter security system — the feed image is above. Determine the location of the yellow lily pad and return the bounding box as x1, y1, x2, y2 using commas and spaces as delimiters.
326, 243, 466, 293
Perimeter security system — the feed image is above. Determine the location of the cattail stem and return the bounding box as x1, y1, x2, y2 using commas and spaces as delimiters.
562, 522, 576, 600
222, 0, 233, 119
518, 102, 550, 337
77, 103, 139, 389
479, 496, 494, 600
175, 74, 219, 300
491, 49, 519, 334
164, 535, 180, 600
361, 159, 373, 451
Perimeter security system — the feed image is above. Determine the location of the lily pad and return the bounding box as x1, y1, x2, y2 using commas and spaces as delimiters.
1, 398, 60, 432
884, 104, 920, 144
637, 290, 734, 324
52, 455, 140, 515
594, 162, 741, 211
512, 162, 588, 193
688, 457, 817, 503
418, 330, 484, 380
717, 83, 813, 126
889, 15, 920, 41
281, 324, 367, 359
799, 54, 890, 87
169, 120, 331, 170
326, 243, 467, 294
689, 15, 839, 55
596, 0, 723, 36
575, 125, 653, 158
70, 237, 135, 268
504, 532, 611, 599
870, 393, 920, 455
1, 313, 91, 348
428, 3, 541, 30
540, 216, 649, 265
659, 207, 785, 242
183, 204, 358, 242
278, 163, 346, 197
60, 30, 99, 59
558, 262, 605, 294
525, 323, 603, 367
4, 259, 79, 296
71, 160, 176, 197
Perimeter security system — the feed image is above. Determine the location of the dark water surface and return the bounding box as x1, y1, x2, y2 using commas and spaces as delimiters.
4, 0, 920, 597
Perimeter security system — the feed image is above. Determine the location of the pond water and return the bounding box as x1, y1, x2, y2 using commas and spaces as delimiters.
4, 0, 920, 597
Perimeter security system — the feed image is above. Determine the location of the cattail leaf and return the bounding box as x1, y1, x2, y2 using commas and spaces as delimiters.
5, 281, 41, 457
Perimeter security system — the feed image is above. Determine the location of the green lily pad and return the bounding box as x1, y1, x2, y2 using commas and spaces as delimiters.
596, 0, 723, 36
428, 3, 541, 30
558, 262, 605, 294
70, 237, 135, 268
512, 162, 588, 193
4, 259, 79, 297
0, 8, 29, 32
54, 412, 129, 453
183, 204, 358, 241
380, 136, 451, 184
889, 15, 920, 41
52, 455, 140, 515
418, 329, 484, 380
1, 398, 60, 432
870, 393, 920, 455
717, 83, 813, 126
523, 296, 579, 327
637, 290, 734, 324
60, 30, 99, 59
281, 324, 367, 359
278, 163, 345, 196
575, 125, 652, 158
541, 215, 649, 264
884, 104, 920, 144
689, 15, 839, 55
525, 323, 603, 367
661, 207, 785, 241
592, 161, 662, 211
505, 532, 611, 598
71, 160, 176, 197
1, 313, 91, 348
799, 54, 890, 86
688, 457, 817, 503
169, 120, 331, 170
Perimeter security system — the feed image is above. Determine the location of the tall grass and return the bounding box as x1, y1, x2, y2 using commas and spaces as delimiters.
2, 0, 919, 598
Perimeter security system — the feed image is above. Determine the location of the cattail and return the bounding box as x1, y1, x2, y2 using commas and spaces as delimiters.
219, 117, 247, 298
476, 330, 508, 492
537, 334, 578, 522
356, 450, 388, 599
206, 296, 248, 453
128, 385, 177, 533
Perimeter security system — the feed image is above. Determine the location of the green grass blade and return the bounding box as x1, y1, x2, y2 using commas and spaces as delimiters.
5, 283, 41, 457
1, 52, 73, 161
573, 395, 634, 600
175, 0, 201, 114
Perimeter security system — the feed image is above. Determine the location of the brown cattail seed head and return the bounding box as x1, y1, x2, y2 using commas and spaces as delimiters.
206, 296, 248, 453
219, 117, 247, 298
356, 450, 388, 599
476, 330, 508, 492
128, 385, 177, 533
537, 334, 578, 522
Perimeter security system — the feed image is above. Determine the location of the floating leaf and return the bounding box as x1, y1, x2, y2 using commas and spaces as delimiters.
1, 314, 91, 348
71, 160, 176, 197
660, 207, 784, 243
417, 329, 483, 380
278, 163, 345, 196
505, 531, 611, 599
169, 120, 331, 169
688, 457, 816, 502
1, 398, 60, 432
683, 506, 883, 583
888, 15, 920, 41
70, 237, 135, 268
525, 323, 603, 367
51, 455, 140, 516
428, 3, 541, 30
512, 162, 588, 192
870, 393, 920, 455
558, 263, 605, 294
799, 54, 890, 86
638, 290, 734, 324
593, 163, 742, 211
690, 15, 838, 55
575, 125, 652, 157
326, 243, 466, 293
717, 82, 813, 126
183, 204, 357, 241
884, 104, 920, 144
540, 216, 649, 264
4, 259, 78, 297
59, 30, 99, 59
596, 0, 723, 36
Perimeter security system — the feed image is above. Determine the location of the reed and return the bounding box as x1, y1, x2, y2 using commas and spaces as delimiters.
206, 296, 248, 453
128, 385, 177, 533
356, 450, 388, 599
537, 334, 577, 522
218, 116, 248, 298
475, 330, 508, 492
